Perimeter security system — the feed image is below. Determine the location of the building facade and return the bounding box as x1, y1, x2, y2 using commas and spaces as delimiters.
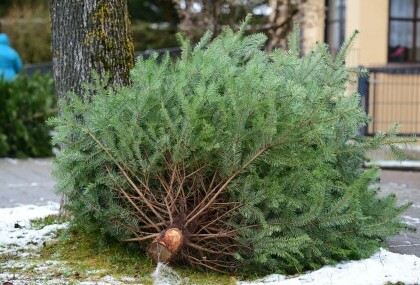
300, 0, 420, 135
303, 0, 420, 67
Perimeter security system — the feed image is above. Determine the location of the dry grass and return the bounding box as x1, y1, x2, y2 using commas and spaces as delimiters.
1, 2, 51, 63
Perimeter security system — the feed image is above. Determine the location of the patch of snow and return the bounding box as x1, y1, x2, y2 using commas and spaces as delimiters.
1, 260, 130, 285
1, 204, 420, 285
403, 215, 420, 225
238, 248, 420, 285
86, 269, 108, 275
79, 275, 138, 285
79, 275, 123, 285
0, 203, 67, 256
0, 203, 59, 227
33, 263, 58, 272
0, 273, 22, 282
120, 276, 137, 282
1, 259, 72, 285
0, 204, 145, 284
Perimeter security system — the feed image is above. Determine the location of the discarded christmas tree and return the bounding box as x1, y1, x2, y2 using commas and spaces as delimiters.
50, 17, 411, 274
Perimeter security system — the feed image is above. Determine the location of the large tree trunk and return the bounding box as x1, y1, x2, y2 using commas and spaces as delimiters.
50, 0, 134, 99
50, 0, 134, 214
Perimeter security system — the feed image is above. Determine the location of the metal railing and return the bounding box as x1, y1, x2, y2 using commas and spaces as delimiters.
23, 47, 182, 76
25, 52, 420, 137
358, 65, 420, 136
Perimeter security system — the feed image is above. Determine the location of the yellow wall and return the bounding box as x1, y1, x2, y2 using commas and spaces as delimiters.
301, 0, 326, 53
346, 0, 389, 67
301, 0, 419, 134
345, 0, 361, 66
303, 0, 389, 66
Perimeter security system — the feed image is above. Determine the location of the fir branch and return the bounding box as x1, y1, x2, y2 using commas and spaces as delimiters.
87, 132, 167, 224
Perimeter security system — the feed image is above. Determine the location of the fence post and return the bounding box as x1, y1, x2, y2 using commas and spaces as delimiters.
357, 66, 370, 136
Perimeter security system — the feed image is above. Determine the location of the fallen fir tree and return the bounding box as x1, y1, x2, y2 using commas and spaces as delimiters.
50, 17, 411, 274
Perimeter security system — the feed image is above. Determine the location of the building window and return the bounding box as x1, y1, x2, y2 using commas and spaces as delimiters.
325, 0, 346, 55
388, 0, 420, 62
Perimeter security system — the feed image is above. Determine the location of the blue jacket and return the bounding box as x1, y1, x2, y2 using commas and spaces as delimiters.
0, 34, 23, 81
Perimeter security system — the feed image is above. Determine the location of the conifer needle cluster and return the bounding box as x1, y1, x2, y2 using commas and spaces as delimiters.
50, 17, 411, 274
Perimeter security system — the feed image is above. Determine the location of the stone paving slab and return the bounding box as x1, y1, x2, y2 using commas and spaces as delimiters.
0, 158, 59, 207
0, 158, 419, 257
380, 170, 420, 257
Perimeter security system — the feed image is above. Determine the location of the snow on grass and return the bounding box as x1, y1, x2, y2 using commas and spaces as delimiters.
239, 249, 420, 285
1, 204, 420, 285
0, 202, 59, 228
0, 203, 67, 257
0, 204, 146, 285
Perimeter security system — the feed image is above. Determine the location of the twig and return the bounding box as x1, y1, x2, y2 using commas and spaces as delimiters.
123, 234, 160, 242
185, 144, 272, 226
88, 132, 167, 224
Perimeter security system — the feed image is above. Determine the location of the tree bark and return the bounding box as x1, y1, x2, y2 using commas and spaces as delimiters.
50, 1, 134, 215
50, 0, 134, 99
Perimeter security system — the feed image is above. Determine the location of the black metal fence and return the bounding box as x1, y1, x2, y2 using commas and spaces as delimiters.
23, 47, 182, 76
24, 51, 420, 137
358, 65, 420, 136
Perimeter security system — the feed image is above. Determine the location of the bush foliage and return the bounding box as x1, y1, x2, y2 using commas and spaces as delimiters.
51, 20, 410, 274
0, 73, 56, 157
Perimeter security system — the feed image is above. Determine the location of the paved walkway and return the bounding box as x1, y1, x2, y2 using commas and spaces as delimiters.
0, 158, 419, 257
0, 158, 59, 207
380, 170, 420, 256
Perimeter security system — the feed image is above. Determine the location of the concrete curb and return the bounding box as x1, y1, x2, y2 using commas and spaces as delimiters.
365, 160, 420, 171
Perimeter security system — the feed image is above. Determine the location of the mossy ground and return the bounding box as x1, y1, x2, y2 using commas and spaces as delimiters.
2, 216, 412, 284
0, 215, 238, 285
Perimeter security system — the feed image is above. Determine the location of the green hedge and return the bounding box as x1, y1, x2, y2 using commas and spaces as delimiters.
0, 73, 56, 158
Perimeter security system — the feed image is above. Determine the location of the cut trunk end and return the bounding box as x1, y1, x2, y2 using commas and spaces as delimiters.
148, 228, 184, 263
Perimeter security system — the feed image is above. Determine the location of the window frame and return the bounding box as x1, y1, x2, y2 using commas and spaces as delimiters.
388, 0, 420, 63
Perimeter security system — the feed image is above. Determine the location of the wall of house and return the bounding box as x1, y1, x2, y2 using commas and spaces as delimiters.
301, 0, 390, 66
346, 0, 389, 67
299, 0, 419, 135
302, 0, 368, 57
301, 0, 325, 53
